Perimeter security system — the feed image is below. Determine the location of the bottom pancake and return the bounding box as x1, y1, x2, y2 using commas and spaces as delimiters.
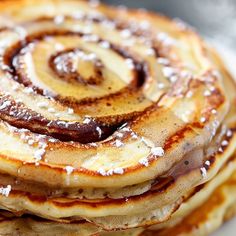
141, 173, 236, 236
1, 158, 236, 236
143, 172, 236, 236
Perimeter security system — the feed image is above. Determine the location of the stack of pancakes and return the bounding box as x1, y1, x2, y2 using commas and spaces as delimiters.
0, 0, 235, 235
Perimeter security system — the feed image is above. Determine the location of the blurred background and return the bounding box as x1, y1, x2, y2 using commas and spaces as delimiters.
103, 0, 236, 49
103, 1, 236, 235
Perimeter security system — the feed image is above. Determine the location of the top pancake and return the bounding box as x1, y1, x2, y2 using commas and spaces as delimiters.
0, 0, 234, 191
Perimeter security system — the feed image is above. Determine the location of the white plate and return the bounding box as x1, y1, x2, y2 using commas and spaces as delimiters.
213, 217, 236, 236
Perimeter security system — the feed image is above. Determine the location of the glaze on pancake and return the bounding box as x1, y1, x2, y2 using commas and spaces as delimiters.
0, 0, 235, 235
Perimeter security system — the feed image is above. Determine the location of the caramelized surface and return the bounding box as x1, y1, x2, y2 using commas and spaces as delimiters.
0, 0, 235, 234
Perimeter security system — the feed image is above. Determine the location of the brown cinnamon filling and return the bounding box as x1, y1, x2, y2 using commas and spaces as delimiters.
50, 48, 104, 86
1, 30, 151, 143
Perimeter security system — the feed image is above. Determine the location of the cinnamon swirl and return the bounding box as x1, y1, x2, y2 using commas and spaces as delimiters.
0, 0, 235, 235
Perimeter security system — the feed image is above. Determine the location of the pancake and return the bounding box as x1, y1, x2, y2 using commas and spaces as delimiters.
145, 164, 236, 236
0, 0, 235, 235
0, 0, 231, 189
0, 155, 236, 236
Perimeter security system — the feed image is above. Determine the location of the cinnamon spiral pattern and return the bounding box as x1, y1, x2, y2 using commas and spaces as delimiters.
0, 0, 235, 235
